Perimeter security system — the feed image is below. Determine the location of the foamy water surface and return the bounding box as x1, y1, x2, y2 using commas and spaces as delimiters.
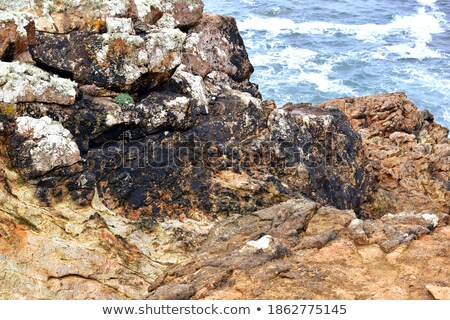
204, 0, 450, 128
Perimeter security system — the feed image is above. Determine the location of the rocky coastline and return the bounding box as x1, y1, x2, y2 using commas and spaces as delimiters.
0, 0, 449, 300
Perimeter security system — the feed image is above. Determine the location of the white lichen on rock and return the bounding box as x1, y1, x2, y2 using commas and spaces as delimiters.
16, 116, 81, 176
133, 0, 166, 21
106, 17, 133, 34
0, 61, 77, 105
0, 10, 34, 35
145, 28, 186, 72
422, 213, 439, 228
172, 65, 209, 110
164, 96, 189, 122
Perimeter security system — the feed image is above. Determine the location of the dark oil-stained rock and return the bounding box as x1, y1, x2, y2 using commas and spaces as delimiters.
316, 93, 450, 217
30, 29, 185, 92
1, 83, 370, 217
77, 88, 369, 218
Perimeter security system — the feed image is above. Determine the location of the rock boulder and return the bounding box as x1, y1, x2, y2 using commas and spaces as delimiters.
30, 29, 185, 92
0, 61, 77, 105
182, 13, 254, 83
316, 93, 450, 217
9, 116, 81, 178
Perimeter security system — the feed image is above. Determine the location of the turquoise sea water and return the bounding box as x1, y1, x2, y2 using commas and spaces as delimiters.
204, 0, 450, 129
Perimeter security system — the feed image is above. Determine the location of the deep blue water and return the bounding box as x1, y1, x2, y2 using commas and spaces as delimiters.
204, 0, 450, 129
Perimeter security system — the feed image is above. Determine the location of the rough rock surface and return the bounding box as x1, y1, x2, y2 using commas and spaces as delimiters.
0, 11, 34, 62
149, 198, 450, 300
182, 13, 254, 83
0, 61, 77, 105
0, 0, 204, 33
316, 93, 450, 217
426, 285, 450, 300
0, 157, 212, 299
9, 116, 81, 178
79, 90, 369, 217
0, 0, 449, 301
30, 29, 186, 92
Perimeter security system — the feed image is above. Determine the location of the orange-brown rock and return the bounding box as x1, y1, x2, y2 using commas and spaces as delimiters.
148, 198, 450, 300
316, 93, 450, 218
0, 11, 34, 62
0, 158, 213, 299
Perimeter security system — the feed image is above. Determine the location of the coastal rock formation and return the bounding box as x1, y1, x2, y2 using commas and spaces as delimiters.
316, 93, 450, 217
0, 0, 449, 300
149, 198, 450, 300
0, 0, 204, 33
9, 116, 81, 178
0, 1, 370, 218
0, 61, 77, 105
0, 158, 212, 299
182, 13, 254, 82
0, 11, 34, 62
30, 29, 186, 92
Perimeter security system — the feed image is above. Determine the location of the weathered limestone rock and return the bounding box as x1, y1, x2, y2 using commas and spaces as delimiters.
426, 285, 450, 300
1, 0, 131, 33
0, 158, 213, 299
0, 61, 77, 105
345, 212, 445, 253
30, 29, 186, 91
169, 0, 203, 27
0, 11, 34, 62
166, 64, 209, 113
182, 13, 254, 83
9, 116, 81, 178
148, 199, 450, 300
204, 70, 261, 99
0, 0, 448, 302
0, 0, 204, 33
316, 93, 450, 217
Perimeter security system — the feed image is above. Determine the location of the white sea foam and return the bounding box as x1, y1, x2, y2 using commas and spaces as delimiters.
383, 43, 442, 60
241, 0, 257, 6
238, 4, 447, 61
248, 44, 354, 95
444, 107, 450, 125
417, 0, 437, 6
402, 67, 450, 96
299, 69, 355, 94
239, 7, 446, 40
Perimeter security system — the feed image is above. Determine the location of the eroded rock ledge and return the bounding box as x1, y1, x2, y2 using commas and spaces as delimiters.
0, 0, 449, 300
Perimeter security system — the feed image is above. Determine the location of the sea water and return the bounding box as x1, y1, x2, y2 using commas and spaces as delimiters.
204, 0, 450, 129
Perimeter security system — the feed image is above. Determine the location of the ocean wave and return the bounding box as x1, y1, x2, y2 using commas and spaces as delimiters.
298, 65, 356, 94
252, 44, 355, 94
238, 4, 447, 60
383, 43, 443, 60
417, 0, 437, 6
401, 67, 450, 97
238, 7, 446, 40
